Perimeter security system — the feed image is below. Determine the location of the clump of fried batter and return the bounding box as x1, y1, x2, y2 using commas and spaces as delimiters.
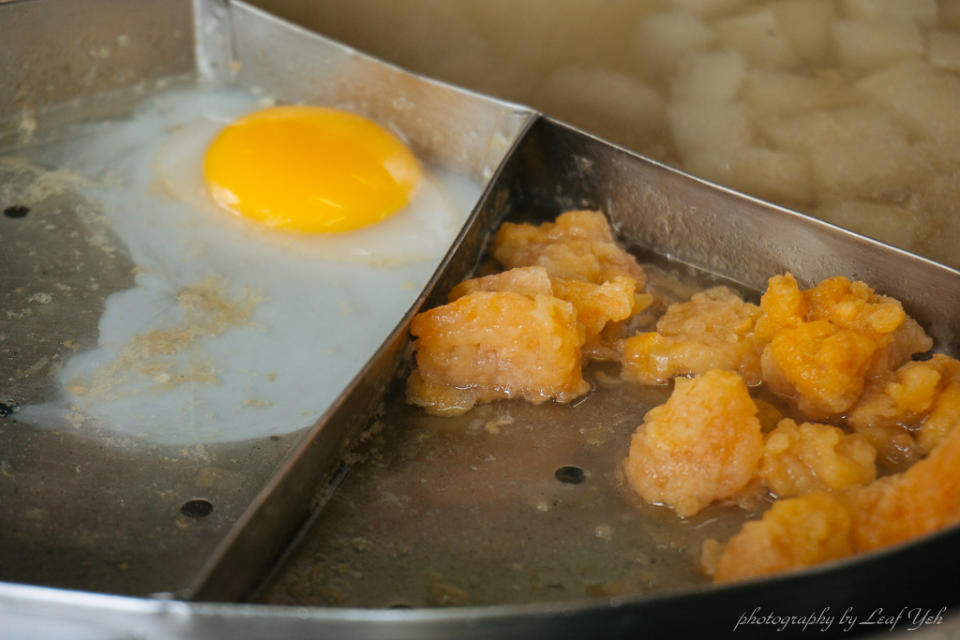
758, 273, 931, 418
449, 264, 555, 299
850, 417, 960, 552
707, 401, 960, 582
492, 210, 647, 288
759, 419, 876, 499
407, 291, 589, 416
621, 287, 764, 385
847, 354, 960, 466
706, 492, 853, 583
450, 266, 642, 362
624, 370, 763, 518
549, 276, 643, 361
407, 211, 651, 415
409, 208, 955, 586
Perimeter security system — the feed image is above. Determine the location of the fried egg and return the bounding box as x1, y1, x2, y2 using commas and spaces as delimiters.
17, 86, 480, 445
204, 105, 423, 233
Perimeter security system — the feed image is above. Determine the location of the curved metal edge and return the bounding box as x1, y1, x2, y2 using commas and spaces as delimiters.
229, 0, 532, 115
3, 0, 960, 635
183, 110, 539, 603
188, 113, 960, 624
3, 520, 960, 639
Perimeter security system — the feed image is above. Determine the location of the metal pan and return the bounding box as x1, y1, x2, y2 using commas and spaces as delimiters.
185, 116, 960, 637
2, 0, 959, 638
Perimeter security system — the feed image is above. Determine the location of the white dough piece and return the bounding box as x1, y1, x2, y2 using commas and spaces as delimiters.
758, 106, 925, 196
683, 146, 813, 205
541, 66, 666, 142
635, 10, 716, 76
839, 0, 938, 29
816, 200, 924, 252
744, 70, 860, 117
670, 51, 746, 103
857, 61, 960, 148
665, 0, 755, 18
831, 19, 925, 71
929, 30, 960, 72
715, 8, 800, 69
667, 101, 754, 158
768, 0, 839, 65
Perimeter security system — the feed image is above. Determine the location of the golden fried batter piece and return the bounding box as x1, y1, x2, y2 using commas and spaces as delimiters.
492, 210, 647, 289
621, 287, 764, 385
758, 273, 931, 418
759, 419, 876, 499
847, 354, 960, 466
850, 416, 960, 552
711, 400, 960, 582
624, 370, 763, 517
405, 369, 480, 416
761, 321, 877, 419
449, 265, 554, 300
407, 291, 589, 416
451, 266, 640, 362
708, 492, 853, 583
550, 276, 639, 361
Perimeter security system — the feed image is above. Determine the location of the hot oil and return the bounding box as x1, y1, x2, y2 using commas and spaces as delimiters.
260, 258, 786, 609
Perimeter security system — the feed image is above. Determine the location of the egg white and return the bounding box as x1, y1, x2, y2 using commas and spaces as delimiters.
17, 86, 480, 445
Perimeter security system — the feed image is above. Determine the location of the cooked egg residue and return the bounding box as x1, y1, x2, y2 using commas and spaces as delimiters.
203, 106, 423, 233
14, 86, 480, 445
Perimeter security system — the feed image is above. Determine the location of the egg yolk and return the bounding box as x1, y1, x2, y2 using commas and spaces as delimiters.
203, 105, 422, 233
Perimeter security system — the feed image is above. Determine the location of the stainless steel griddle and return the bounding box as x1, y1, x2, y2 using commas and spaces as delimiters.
2, 1, 959, 638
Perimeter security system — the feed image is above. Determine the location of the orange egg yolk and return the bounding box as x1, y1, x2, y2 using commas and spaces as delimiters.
203, 105, 422, 233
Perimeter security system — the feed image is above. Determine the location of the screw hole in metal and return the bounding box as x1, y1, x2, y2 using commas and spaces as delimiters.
180, 498, 214, 518
555, 465, 585, 485
4, 205, 30, 219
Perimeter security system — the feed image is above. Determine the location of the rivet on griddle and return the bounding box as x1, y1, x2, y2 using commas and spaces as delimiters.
4, 205, 30, 219
555, 465, 585, 485
180, 498, 214, 518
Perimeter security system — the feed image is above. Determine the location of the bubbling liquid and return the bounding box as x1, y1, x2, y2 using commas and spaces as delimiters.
260, 0, 960, 268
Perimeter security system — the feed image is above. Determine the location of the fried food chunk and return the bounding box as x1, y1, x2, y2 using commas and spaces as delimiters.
759, 419, 876, 498
847, 354, 960, 466
624, 370, 763, 517
711, 399, 960, 581
407, 291, 589, 415
621, 287, 764, 385
850, 416, 960, 552
761, 321, 877, 419
758, 273, 931, 418
451, 266, 640, 361
550, 276, 640, 361
449, 265, 554, 300
492, 210, 647, 288
709, 492, 853, 583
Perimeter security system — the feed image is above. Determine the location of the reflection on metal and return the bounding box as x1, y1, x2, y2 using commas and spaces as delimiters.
2, 0, 960, 637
